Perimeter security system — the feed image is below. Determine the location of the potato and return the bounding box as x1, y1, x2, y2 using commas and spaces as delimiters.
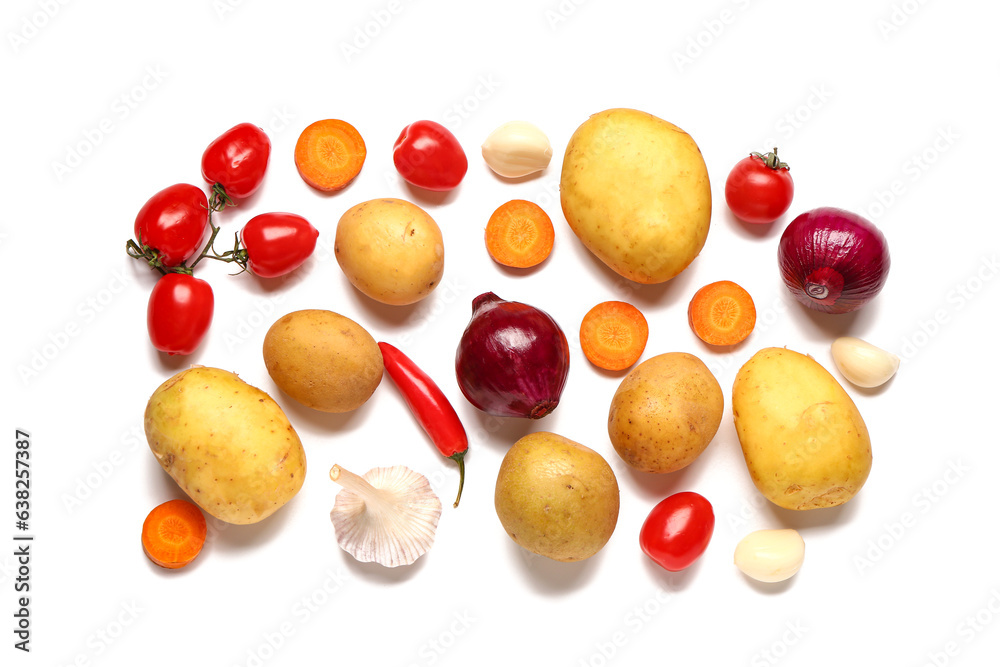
335, 198, 444, 305
608, 352, 723, 473
495, 431, 619, 562
263, 309, 382, 413
732, 347, 872, 510
144, 367, 306, 525
560, 108, 711, 284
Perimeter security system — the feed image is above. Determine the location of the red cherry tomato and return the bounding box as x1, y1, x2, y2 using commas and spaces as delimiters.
133, 184, 210, 267
147, 273, 214, 355
201, 123, 271, 201
392, 120, 468, 191
240, 212, 319, 278
724, 148, 794, 224
639, 491, 715, 572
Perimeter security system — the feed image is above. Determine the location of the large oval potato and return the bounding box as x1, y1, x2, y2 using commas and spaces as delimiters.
732, 347, 872, 510
335, 198, 444, 305
560, 108, 711, 284
144, 367, 306, 525
608, 352, 723, 473
263, 309, 382, 413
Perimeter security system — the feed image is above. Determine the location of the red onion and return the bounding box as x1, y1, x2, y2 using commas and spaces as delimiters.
455, 292, 570, 419
778, 207, 890, 314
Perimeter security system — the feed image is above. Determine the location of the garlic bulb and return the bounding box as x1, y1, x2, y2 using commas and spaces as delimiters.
830, 336, 899, 388
481, 121, 553, 178
329, 464, 442, 567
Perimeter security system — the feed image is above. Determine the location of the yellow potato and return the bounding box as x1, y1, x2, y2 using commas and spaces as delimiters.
144, 367, 306, 525
495, 431, 619, 562
335, 198, 444, 305
608, 352, 723, 473
263, 309, 382, 413
560, 108, 711, 284
732, 347, 872, 510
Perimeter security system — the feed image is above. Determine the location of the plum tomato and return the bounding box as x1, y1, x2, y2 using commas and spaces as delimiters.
724, 148, 794, 224
147, 273, 214, 355
133, 183, 210, 267
639, 491, 715, 572
201, 122, 271, 203
392, 120, 468, 192
239, 212, 319, 278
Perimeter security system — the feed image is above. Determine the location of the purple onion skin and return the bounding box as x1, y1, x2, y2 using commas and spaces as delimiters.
778, 207, 890, 314
455, 292, 570, 419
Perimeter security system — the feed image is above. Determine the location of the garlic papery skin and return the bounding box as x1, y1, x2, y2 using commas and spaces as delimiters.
830, 336, 900, 388
481, 121, 553, 178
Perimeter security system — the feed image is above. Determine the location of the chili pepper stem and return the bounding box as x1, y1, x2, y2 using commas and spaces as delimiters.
450, 451, 466, 508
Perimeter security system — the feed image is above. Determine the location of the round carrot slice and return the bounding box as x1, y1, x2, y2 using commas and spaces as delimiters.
580, 301, 649, 371
141, 499, 207, 570
688, 280, 756, 346
485, 199, 554, 268
294, 119, 367, 192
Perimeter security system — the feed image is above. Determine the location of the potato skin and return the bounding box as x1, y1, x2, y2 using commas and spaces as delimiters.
560, 108, 711, 284
732, 347, 872, 510
335, 198, 444, 305
495, 432, 619, 562
263, 309, 383, 413
608, 352, 723, 473
144, 367, 306, 525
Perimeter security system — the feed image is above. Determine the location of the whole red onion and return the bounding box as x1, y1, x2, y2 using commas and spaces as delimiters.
778, 207, 890, 314
455, 292, 570, 419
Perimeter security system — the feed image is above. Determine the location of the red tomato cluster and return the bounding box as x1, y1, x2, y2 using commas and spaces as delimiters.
128, 123, 318, 356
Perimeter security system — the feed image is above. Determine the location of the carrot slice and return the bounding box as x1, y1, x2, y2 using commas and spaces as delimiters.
484, 199, 554, 268
294, 119, 367, 192
141, 499, 207, 570
580, 301, 649, 371
688, 280, 756, 346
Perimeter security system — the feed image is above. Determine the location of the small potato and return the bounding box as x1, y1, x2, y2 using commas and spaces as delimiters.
608, 352, 723, 473
263, 309, 383, 413
335, 198, 444, 305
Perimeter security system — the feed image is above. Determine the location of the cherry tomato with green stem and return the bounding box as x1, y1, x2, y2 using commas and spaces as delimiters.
392, 120, 468, 192
131, 184, 210, 269
201, 123, 271, 209
639, 491, 715, 572
239, 212, 319, 278
725, 147, 794, 224
147, 273, 214, 355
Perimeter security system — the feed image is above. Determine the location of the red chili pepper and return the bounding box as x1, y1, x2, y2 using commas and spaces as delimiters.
377, 342, 469, 508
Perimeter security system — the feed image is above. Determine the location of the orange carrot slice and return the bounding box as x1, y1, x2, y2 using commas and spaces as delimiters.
484, 199, 554, 268
580, 301, 649, 371
294, 119, 367, 192
688, 280, 756, 346
141, 499, 207, 570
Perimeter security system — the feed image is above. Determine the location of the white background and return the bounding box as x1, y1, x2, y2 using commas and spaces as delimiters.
3, 0, 999, 665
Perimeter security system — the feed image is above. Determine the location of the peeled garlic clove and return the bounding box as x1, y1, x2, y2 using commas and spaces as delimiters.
830, 336, 899, 388
481, 121, 553, 178
734, 528, 805, 583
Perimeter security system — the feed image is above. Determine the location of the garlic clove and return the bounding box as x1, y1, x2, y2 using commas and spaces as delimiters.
330, 464, 442, 568
734, 528, 805, 583
481, 121, 553, 178
830, 336, 900, 388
